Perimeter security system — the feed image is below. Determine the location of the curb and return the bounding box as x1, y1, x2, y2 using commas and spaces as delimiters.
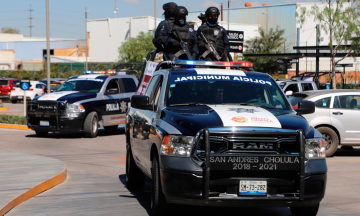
0, 108, 9, 111
0, 166, 67, 216
0, 124, 30, 130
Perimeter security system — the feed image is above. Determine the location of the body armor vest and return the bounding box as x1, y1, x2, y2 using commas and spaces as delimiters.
171, 25, 193, 50
199, 25, 224, 54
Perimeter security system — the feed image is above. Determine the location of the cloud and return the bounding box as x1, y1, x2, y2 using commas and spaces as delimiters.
250, 1, 262, 7
123, 0, 140, 4
200, 1, 220, 9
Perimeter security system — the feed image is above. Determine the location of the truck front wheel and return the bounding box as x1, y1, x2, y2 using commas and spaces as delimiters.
290, 204, 319, 216
151, 156, 167, 216
84, 111, 99, 138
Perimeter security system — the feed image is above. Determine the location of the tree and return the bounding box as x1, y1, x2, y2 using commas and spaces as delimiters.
243, 27, 286, 74
118, 31, 155, 63
1, 27, 20, 34
297, 0, 360, 89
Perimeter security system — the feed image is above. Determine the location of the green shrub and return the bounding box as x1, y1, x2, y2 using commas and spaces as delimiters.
0, 115, 26, 125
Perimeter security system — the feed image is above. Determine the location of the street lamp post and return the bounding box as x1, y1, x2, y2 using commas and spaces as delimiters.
228, 0, 234, 30
85, 7, 90, 72
46, 0, 50, 94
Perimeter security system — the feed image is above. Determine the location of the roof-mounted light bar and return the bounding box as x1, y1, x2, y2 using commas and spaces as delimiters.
173, 60, 253, 68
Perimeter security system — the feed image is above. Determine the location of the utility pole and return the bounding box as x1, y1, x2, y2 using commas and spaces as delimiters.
85, 7, 90, 71
46, 0, 50, 94
228, 0, 234, 30
154, 0, 157, 30
114, 0, 118, 18
29, 5, 33, 37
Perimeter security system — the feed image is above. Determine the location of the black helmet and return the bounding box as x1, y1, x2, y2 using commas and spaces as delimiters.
205, 7, 220, 15
198, 13, 206, 21
163, 2, 178, 14
174, 6, 188, 16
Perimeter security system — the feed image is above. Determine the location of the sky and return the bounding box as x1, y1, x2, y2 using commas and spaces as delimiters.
0, 0, 312, 39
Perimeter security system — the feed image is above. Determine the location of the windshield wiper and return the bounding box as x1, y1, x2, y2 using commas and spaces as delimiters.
239, 103, 275, 109
169, 102, 207, 107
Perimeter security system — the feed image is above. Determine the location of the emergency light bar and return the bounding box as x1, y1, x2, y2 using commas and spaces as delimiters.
173, 60, 253, 68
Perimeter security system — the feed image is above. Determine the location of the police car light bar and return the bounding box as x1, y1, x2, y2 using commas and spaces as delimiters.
174, 60, 253, 68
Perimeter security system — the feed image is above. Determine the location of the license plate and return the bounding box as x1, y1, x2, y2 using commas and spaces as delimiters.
40, 121, 49, 127
18, 96, 23, 99
239, 180, 267, 195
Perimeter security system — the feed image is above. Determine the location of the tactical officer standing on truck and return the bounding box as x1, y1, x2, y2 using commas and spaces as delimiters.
196, 7, 230, 61
158, 6, 199, 60
152, 2, 178, 49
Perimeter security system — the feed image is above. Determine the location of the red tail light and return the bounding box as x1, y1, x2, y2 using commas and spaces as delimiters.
42, 89, 45, 93
11, 88, 15, 90
28, 88, 33, 91
292, 106, 298, 110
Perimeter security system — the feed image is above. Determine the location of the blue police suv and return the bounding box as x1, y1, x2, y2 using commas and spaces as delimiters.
27, 73, 138, 137
125, 60, 327, 216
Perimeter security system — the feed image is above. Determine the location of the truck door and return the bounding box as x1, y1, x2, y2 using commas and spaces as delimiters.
101, 78, 126, 126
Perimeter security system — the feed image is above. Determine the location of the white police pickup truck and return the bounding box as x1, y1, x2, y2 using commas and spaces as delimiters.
27, 74, 138, 138
125, 60, 327, 216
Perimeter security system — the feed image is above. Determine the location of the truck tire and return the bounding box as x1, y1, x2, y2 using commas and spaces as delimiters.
84, 111, 99, 138
104, 125, 118, 132
35, 131, 48, 137
290, 204, 319, 216
151, 155, 167, 216
316, 127, 339, 157
126, 145, 145, 188
11, 100, 17, 104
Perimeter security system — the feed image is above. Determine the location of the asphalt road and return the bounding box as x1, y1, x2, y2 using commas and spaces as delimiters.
0, 128, 359, 216
0, 101, 25, 116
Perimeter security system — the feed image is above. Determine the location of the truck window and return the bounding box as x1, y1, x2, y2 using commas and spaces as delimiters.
284, 84, 299, 93
301, 83, 314, 91
120, 78, 137, 93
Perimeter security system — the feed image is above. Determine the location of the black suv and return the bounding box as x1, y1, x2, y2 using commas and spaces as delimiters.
125, 60, 327, 216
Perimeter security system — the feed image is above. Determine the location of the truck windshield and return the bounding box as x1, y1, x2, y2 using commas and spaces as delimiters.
57, 78, 106, 93
167, 73, 290, 110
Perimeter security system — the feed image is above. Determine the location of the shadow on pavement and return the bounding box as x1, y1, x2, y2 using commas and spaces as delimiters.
25, 127, 125, 139
118, 175, 292, 216
334, 147, 360, 157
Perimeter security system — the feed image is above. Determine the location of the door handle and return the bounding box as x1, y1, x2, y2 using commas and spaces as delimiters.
332, 112, 343, 115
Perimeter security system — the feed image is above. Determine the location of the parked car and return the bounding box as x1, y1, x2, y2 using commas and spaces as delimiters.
290, 89, 360, 156
0, 78, 20, 100
10, 81, 45, 103
278, 77, 318, 96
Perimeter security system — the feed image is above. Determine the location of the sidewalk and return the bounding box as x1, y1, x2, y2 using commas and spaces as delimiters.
0, 151, 67, 215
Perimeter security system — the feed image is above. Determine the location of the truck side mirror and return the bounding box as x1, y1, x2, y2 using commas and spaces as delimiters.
131, 95, 155, 111
295, 100, 315, 115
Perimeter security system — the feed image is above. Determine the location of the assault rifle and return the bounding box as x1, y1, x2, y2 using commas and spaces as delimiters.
199, 32, 222, 61
173, 28, 193, 60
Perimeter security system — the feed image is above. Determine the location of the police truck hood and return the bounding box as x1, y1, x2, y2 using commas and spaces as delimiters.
34, 91, 97, 104
162, 104, 310, 136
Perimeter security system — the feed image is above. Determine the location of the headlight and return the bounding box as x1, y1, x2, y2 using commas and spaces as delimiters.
305, 138, 326, 159
66, 104, 85, 113
160, 135, 194, 157
66, 104, 85, 117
